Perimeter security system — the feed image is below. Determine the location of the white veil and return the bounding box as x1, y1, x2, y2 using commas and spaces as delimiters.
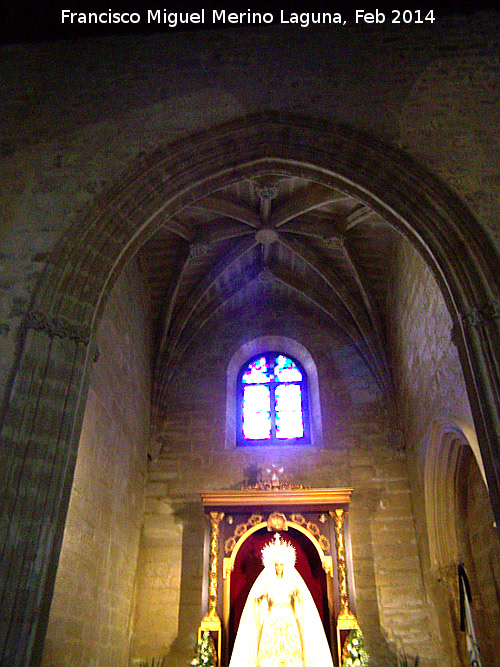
228, 550, 334, 667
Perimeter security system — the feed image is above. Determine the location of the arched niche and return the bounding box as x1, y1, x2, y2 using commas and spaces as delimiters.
226, 525, 331, 659
424, 419, 500, 665
2, 112, 500, 665
425, 419, 487, 573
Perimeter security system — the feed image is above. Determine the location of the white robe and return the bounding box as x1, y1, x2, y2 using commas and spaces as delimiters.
229, 565, 334, 667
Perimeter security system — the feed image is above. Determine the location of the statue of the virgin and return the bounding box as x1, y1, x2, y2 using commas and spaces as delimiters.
228, 533, 334, 667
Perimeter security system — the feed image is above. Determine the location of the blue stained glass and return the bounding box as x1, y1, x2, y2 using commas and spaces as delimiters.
274, 355, 302, 382
242, 356, 271, 384
239, 352, 308, 445
242, 384, 271, 439
275, 384, 304, 438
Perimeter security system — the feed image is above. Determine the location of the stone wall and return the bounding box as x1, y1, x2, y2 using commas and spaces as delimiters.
40, 259, 151, 667
388, 238, 486, 665
389, 240, 473, 447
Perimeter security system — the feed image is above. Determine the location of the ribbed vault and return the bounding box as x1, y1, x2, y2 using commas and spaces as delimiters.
142, 175, 398, 412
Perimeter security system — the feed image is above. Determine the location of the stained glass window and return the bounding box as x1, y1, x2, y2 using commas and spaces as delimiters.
238, 353, 309, 445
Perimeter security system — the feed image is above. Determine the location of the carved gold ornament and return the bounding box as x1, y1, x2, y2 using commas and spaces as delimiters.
267, 512, 288, 532
203, 511, 224, 622
332, 509, 352, 616
225, 514, 264, 554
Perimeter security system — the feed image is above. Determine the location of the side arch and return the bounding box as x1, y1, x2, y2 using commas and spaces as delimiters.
425, 420, 477, 572
424, 418, 500, 664
1, 112, 500, 666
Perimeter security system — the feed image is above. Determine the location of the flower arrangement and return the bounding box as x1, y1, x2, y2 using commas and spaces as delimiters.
190, 630, 216, 667
139, 658, 165, 667
341, 628, 369, 667
398, 652, 419, 667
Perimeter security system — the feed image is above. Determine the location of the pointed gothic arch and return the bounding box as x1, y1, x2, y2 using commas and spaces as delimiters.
2, 112, 500, 665
424, 418, 500, 664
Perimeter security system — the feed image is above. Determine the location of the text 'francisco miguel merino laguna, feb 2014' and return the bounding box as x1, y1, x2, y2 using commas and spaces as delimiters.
60, 8, 437, 27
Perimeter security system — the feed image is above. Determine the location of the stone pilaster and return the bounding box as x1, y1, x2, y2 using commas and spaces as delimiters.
0, 322, 94, 666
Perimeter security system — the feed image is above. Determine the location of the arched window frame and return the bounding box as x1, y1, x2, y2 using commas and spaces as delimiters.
225, 336, 323, 449
236, 352, 310, 447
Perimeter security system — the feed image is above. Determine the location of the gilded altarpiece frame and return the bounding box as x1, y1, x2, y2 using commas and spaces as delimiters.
200, 488, 358, 666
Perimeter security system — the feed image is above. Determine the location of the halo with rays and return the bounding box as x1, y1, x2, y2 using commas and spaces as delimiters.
261, 533, 296, 569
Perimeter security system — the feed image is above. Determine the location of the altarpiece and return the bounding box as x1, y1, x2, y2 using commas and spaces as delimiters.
198, 480, 359, 666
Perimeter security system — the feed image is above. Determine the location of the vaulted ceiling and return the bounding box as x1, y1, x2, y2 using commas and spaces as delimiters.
137, 174, 401, 410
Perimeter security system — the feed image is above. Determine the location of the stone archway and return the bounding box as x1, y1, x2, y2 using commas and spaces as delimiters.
425, 419, 486, 574
424, 419, 500, 665
1, 112, 500, 666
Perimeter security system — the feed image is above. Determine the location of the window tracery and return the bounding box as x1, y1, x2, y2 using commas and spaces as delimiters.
237, 353, 310, 446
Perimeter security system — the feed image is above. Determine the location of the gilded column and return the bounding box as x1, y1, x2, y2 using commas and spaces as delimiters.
203, 511, 225, 621
332, 509, 358, 625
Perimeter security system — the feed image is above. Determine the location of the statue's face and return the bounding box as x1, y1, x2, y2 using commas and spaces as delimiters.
275, 563, 284, 578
